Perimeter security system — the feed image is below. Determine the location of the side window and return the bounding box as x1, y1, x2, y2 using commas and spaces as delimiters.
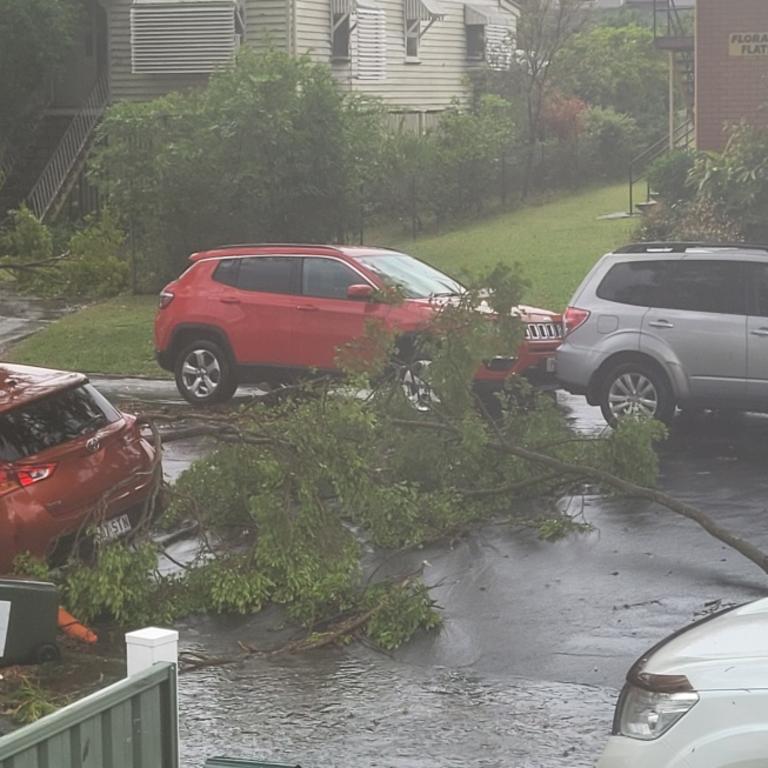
332, 11, 351, 60
302, 258, 363, 299
596, 261, 673, 307
666, 260, 746, 315
237, 257, 296, 294
750, 263, 768, 316
212, 259, 239, 287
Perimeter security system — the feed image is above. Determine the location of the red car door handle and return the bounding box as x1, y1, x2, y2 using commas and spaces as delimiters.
296, 305, 318, 312
220, 297, 241, 304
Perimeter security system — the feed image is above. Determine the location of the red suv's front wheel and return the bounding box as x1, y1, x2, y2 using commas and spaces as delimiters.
174, 340, 237, 405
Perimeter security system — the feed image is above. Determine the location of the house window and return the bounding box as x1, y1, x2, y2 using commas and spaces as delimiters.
403, 0, 447, 62
463, 3, 515, 69
130, 0, 243, 75
405, 15, 420, 59
466, 24, 484, 60
331, 0, 354, 61
332, 13, 352, 59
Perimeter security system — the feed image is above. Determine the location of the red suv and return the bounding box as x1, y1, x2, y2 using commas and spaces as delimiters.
0, 364, 159, 573
154, 245, 563, 405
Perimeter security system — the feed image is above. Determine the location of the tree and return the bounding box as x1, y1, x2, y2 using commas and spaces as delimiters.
0, 0, 78, 150
91, 50, 388, 288
509, 0, 591, 197
550, 23, 668, 134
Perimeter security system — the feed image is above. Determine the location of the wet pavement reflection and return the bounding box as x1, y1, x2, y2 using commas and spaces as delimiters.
179, 647, 615, 768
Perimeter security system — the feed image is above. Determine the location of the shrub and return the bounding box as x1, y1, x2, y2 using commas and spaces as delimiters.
540, 91, 588, 142
60, 210, 128, 299
647, 150, 697, 205
0, 205, 55, 294
580, 107, 641, 180
690, 122, 768, 241
0, 207, 128, 299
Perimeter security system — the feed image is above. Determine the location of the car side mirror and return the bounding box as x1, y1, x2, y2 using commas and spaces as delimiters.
347, 284, 374, 300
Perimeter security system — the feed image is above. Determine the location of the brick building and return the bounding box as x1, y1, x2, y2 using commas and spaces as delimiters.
696, 0, 768, 150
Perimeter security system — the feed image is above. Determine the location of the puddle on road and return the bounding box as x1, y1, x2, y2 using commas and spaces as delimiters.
179, 650, 615, 768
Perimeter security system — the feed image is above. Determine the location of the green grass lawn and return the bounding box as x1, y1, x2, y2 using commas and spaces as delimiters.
5, 184, 633, 376
7, 295, 167, 377
392, 183, 634, 310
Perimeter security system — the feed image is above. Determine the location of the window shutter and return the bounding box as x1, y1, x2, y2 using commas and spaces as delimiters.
130, 0, 239, 74
485, 23, 512, 70
355, 5, 386, 81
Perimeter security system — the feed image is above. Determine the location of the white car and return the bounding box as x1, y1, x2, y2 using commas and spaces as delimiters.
597, 598, 768, 767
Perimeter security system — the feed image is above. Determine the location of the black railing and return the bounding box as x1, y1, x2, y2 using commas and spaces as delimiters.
628, 120, 694, 215
653, 0, 694, 41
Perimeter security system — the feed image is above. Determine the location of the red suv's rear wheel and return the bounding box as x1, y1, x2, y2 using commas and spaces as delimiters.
174, 340, 237, 405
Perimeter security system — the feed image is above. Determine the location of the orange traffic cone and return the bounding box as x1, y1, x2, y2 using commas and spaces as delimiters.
57, 607, 98, 645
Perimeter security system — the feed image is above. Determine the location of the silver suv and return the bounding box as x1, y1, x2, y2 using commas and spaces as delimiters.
556, 242, 768, 424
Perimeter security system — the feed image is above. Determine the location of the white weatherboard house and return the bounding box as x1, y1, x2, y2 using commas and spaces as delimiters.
113, 0, 519, 116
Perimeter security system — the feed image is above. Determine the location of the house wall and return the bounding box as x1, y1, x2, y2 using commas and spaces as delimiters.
244, 0, 290, 53
100, 0, 210, 101
101, 0, 516, 112
696, 0, 768, 150
293, 0, 519, 112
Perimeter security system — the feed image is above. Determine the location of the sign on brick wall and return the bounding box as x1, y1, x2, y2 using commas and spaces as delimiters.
730, 33, 768, 56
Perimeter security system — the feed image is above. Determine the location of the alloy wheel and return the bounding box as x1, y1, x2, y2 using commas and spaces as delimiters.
180, 348, 222, 399
607, 372, 659, 420
401, 360, 435, 412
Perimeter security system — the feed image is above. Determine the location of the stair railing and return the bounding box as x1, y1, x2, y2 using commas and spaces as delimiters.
26, 72, 110, 221
629, 120, 694, 215
653, 0, 693, 41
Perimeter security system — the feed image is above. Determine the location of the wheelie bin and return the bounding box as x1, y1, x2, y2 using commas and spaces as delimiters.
0, 579, 60, 666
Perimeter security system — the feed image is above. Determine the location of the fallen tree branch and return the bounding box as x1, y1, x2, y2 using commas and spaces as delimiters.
391, 416, 768, 576
494, 440, 768, 575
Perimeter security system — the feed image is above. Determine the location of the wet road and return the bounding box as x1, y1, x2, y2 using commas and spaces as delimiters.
89, 377, 768, 768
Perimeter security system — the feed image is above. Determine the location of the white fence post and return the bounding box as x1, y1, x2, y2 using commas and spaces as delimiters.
126, 627, 180, 767
125, 627, 179, 676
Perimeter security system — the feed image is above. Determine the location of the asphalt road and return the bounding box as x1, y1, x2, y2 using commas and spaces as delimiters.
88, 375, 768, 766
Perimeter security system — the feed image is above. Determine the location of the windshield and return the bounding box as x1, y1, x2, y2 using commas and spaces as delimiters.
356, 253, 465, 299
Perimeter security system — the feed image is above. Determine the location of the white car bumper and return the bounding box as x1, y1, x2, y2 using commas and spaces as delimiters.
597, 736, 692, 768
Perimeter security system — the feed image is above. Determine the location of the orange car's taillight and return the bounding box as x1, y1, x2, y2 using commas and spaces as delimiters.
16, 463, 57, 488
158, 290, 175, 309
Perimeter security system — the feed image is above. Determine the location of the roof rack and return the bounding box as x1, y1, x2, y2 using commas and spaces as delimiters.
615, 241, 768, 254
212, 243, 344, 251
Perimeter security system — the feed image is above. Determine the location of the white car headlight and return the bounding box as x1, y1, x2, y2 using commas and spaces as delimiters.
617, 684, 699, 740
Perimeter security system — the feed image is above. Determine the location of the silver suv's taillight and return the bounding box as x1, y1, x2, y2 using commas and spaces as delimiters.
563, 306, 590, 336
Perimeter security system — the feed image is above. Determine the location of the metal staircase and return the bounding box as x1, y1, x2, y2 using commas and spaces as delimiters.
25, 73, 110, 222
628, 119, 694, 215
626, 0, 696, 214
653, 0, 695, 119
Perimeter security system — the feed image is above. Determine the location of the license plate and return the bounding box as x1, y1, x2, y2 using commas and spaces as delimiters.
96, 514, 132, 542
545, 357, 556, 373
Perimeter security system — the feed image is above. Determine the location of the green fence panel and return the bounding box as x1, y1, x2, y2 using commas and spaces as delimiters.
0, 663, 177, 768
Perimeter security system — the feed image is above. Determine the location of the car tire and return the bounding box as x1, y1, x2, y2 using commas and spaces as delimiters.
174, 340, 237, 405
598, 360, 675, 426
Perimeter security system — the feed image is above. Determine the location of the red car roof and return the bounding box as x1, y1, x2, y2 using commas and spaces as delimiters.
0, 364, 86, 413
188, 244, 400, 262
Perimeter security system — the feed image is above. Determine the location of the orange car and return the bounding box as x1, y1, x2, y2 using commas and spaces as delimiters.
0, 364, 159, 573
